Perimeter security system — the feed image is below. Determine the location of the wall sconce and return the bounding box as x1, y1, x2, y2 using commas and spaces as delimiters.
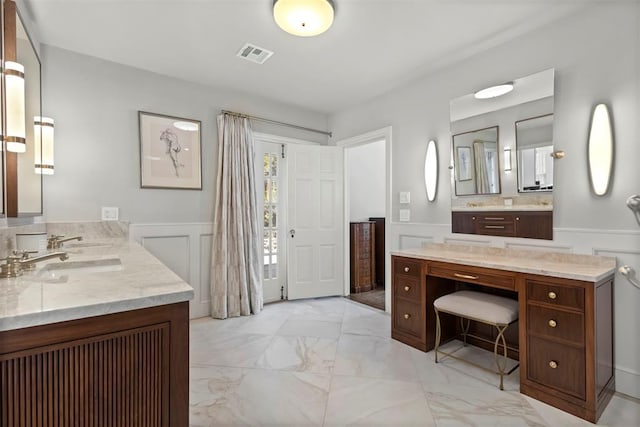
588, 103, 613, 196
273, 0, 335, 37
34, 117, 55, 174
424, 139, 438, 202
503, 147, 512, 171
4, 61, 26, 153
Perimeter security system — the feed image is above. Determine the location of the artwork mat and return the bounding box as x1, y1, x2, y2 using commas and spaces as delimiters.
456, 146, 472, 182
139, 111, 202, 190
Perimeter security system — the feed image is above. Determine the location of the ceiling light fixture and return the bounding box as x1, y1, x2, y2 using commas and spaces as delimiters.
474, 83, 514, 100
273, 0, 335, 37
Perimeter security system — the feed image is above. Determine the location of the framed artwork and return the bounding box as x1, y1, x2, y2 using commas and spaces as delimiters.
456, 146, 472, 181
139, 111, 202, 189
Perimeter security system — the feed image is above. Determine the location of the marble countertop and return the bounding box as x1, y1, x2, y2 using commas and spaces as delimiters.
451, 205, 553, 212
0, 238, 194, 332
392, 243, 616, 282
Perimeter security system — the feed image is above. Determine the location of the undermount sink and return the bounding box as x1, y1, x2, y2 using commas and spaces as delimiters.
37, 258, 123, 276
64, 242, 110, 249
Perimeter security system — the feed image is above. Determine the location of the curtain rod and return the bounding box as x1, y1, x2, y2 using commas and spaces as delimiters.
221, 110, 332, 137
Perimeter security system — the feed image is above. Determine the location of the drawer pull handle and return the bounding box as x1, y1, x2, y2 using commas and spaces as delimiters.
404, 286, 410, 292
454, 273, 479, 280
403, 313, 411, 320
548, 319, 557, 328
485, 217, 505, 221
548, 291, 557, 300
484, 225, 505, 229
549, 360, 558, 369
404, 267, 410, 273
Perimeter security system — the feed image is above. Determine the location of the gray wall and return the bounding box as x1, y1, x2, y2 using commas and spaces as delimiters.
347, 140, 385, 222
41, 45, 329, 223
329, 3, 639, 231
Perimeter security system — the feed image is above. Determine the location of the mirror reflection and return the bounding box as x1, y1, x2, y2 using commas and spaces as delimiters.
516, 114, 554, 192
16, 8, 43, 214
452, 126, 500, 196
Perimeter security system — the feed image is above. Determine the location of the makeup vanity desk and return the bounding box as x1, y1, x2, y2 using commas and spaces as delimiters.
391, 244, 616, 423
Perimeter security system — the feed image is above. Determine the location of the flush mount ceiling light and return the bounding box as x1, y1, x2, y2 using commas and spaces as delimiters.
273, 0, 335, 37
474, 83, 514, 100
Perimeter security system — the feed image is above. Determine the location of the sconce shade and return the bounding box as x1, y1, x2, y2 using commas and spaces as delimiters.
424, 139, 438, 202
588, 103, 613, 196
273, 0, 335, 37
503, 148, 512, 171
34, 117, 55, 175
4, 61, 26, 153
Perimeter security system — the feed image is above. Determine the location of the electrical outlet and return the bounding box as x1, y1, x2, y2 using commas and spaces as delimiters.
101, 207, 119, 221
399, 209, 410, 222
399, 192, 411, 204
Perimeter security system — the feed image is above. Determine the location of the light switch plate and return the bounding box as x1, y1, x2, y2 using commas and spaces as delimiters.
399, 191, 411, 204
101, 207, 119, 221
399, 209, 410, 222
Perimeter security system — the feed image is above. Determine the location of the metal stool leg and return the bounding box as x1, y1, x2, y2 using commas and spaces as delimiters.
494, 324, 509, 390
434, 308, 441, 363
461, 317, 470, 346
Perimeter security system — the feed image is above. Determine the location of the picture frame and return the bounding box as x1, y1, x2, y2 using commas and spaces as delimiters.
456, 146, 472, 181
139, 111, 202, 190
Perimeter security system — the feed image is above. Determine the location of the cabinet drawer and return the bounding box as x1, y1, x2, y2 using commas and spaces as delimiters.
476, 221, 516, 236
394, 275, 421, 301
393, 299, 424, 338
527, 280, 584, 311
527, 336, 586, 400
429, 262, 516, 291
393, 257, 423, 278
527, 305, 584, 345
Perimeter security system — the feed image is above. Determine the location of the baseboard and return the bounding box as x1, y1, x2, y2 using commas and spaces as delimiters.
615, 367, 640, 399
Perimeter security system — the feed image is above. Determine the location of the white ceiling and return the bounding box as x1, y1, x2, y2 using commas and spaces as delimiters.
23, 0, 585, 114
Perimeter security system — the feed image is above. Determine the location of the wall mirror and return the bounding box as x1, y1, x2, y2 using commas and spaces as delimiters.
1, 0, 43, 217
449, 68, 555, 240
516, 114, 554, 192
452, 126, 500, 196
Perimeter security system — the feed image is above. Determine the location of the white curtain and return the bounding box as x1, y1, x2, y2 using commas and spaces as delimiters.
210, 114, 263, 319
473, 140, 490, 194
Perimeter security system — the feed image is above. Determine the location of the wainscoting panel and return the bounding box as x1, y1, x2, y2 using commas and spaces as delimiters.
130, 223, 213, 319
388, 221, 640, 399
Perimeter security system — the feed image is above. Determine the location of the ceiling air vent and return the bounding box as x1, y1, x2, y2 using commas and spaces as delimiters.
236, 43, 274, 64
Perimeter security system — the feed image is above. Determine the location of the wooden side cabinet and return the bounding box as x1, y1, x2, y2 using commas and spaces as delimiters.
451, 210, 552, 240
0, 302, 189, 427
519, 275, 614, 423
350, 222, 376, 293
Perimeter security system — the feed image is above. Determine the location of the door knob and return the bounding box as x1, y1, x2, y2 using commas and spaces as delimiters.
289, 229, 296, 238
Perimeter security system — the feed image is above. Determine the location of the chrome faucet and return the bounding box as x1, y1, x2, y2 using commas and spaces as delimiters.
0, 250, 68, 278
47, 235, 83, 250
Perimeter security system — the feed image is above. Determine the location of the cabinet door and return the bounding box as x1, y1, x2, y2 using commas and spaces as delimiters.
515, 211, 553, 240
451, 212, 476, 234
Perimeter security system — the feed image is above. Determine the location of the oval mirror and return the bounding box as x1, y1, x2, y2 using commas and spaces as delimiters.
588, 103, 613, 196
424, 139, 438, 202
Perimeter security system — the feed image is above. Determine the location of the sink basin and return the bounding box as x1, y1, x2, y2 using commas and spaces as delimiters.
37, 258, 122, 276
64, 242, 110, 249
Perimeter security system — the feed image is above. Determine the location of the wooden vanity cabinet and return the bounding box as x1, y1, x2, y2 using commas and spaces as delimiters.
451, 210, 552, 240
520, 275, 614, 423
390, 254, 614, 423
350, 222, 376, 293
0, 302, 189, 427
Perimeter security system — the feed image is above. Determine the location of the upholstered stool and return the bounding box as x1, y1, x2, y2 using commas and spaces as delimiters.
433, 290, 519, 390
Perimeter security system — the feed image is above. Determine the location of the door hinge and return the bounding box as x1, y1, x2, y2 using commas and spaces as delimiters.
281, 144, 285, 159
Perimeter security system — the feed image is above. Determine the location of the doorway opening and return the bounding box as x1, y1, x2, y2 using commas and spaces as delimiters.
343, 136, 388, 311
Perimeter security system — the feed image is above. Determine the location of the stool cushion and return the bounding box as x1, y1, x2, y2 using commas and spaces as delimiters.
434, 290, 518, 325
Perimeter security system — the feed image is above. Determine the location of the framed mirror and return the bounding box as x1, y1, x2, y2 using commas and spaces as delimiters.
452, 126, 500, 196
516, 114, 554, 192
1, 0, 43, 217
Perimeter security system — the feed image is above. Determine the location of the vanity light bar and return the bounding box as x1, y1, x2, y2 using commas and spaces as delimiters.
474, 83, 514, 100
34, 117, 55, 174
4, 61, 26, 153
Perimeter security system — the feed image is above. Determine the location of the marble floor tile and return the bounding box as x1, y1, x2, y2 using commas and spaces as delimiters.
277, 318, 343, 339
190, 365, 330, 426
324, 375, 436, 426
190, 332, 273, 368
598, 394, 640, 427
341, 311, 391, 338
423, 384, 546, 426
287, 297, 348, 323
333, 334, 419, 381
255, 335, 338, 374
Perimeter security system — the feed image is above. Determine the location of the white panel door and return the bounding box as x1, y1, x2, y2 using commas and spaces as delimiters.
287, 144, 344, 300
